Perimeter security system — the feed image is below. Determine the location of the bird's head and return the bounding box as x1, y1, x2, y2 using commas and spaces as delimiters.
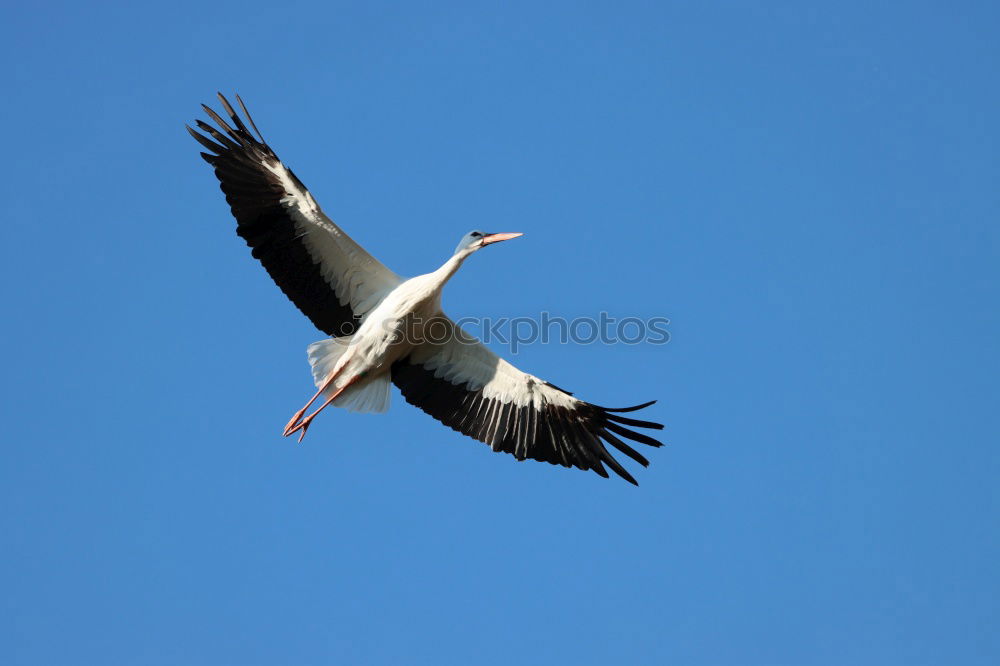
454, 230, 524, 255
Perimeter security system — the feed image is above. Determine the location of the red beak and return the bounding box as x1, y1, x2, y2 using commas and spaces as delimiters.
481, 232, 524, 246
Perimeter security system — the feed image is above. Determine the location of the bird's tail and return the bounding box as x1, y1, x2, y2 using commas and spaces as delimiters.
306, 338, 391, 414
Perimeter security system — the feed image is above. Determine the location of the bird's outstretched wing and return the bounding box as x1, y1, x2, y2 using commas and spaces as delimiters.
188, 93, 402, 336
392, 317, 663, 484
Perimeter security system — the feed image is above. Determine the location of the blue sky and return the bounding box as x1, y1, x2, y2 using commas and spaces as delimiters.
2, 1, 998, 664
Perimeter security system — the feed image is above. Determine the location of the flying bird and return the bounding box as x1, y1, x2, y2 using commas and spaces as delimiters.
187, 93, 664, 484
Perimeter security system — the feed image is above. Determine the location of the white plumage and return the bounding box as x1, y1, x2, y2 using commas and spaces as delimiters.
188, 93, 663, 484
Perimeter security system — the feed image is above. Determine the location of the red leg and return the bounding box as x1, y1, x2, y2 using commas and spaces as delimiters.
284, 374, 363, 442
282, 364, 345, 436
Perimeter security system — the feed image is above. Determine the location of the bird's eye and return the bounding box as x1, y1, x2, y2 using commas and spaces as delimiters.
470, 232, 482, 238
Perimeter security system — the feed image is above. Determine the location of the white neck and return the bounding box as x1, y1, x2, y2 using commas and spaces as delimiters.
430, 246, 475, 289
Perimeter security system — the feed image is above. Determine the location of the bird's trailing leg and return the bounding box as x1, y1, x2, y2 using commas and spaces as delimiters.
282, 364, 347, 436
283, 374, 364, 443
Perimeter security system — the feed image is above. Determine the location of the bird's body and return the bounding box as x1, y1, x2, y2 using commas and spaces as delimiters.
303, 269, 446, 412
189, 93, 664, 484
335, 272, 441, 374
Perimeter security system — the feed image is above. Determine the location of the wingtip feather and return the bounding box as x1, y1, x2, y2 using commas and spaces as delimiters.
602, 399, 657, 413
236, 93, 267, 143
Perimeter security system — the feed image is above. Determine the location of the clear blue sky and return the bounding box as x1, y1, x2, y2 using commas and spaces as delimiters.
2, 1, 998, 664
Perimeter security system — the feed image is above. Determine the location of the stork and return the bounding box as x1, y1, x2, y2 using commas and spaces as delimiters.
187, 94, 664, 484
